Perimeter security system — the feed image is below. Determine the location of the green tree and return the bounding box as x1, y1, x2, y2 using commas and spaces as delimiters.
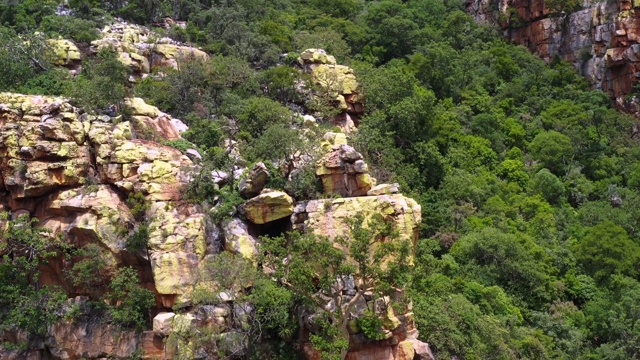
450, 227, 558, 307
66, 47, 129, 114
0, 213, 67, 338
573, 222, 640, 283
530, 169, 565, 204
107, 267, 155, 331
528, 130, 573, 175
237, 97, 292, 138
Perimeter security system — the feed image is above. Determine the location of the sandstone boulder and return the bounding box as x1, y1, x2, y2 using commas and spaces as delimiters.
46, 321, 139, 359
298, 49, 363, 130
293, 194, 421, 248
367, 183, 400, 196
238, 162, 269, 198
48, 38, 81, 67
242, 190, 294, 224
222, 217, 260, 260
153, 312, 175, 336
316, 144, 374, 197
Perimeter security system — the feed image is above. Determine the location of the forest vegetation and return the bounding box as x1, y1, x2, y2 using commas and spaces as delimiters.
2, 0, 640, 359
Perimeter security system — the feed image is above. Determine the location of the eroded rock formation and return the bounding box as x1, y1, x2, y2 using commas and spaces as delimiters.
298, 49, 364, 131
465, 0, 640, 115
0, 48, 431, 359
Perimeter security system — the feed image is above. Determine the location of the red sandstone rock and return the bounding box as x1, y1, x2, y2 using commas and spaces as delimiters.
465, 0, 640, 116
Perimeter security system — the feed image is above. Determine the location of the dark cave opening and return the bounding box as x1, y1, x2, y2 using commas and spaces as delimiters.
250, 216, 292, 239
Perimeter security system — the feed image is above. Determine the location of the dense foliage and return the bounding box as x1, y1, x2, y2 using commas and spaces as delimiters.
3, 0, 640, 358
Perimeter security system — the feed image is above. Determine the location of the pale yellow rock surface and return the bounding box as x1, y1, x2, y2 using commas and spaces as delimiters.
146, 201, 207, 302
222, 218, 260, 261
243, 190, 294, 224
125, 97, 160, 117
315, 144, 374, 197
1, 93, 207, 305
294, 194, 421, 248
298, 49, 364, 130
48, 39, 81, 66
91, 22, 209, 75
153, 312, 175, 336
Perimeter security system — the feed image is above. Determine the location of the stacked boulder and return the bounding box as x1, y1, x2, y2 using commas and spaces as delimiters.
298, 49, 364, 131
0, 93, 205, 309
91, 22, 208, 77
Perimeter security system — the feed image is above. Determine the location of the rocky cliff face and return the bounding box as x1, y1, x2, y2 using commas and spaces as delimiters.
0, 41, 430, 358
465, 0, 640, 115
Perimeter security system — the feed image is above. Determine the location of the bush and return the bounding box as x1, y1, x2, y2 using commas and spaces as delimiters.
0, 213, 68, 338
126, 224, 149, 253
530, 169, 565, 204
39, 15, 99, 43
285, 163, 323, 200
107, 267, 155, 331
356, 311, 385, 340
66, 243, 113, 299
18, 68, 69, 95
237, 97, 292, 138
66, 47, 129, 114
182, 113, 225, 149
163, 139, 194, 153
126, 191, 149, 221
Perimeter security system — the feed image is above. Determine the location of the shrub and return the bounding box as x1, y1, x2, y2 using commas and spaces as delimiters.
66, 243, 113, 299
285, 163, 323, 200
0, 29, 52, 91
237, 97, 292, 138
163, 139, 194, 153
126, 224, 149, 253
107, 267, 155, 331
126, 191, 149, 221
66, 47, 129, 114
356, 311, 385, 340
39, 15, 99, 43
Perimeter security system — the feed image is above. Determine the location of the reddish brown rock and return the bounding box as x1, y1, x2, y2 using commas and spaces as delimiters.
465, 0, 640, 115
315, 144, 375, 197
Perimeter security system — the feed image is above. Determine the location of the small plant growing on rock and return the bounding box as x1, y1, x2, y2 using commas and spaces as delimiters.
126, 191, 149, 221
125, 224, 150, 253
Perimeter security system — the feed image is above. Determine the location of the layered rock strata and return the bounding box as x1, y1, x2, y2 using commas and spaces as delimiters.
0, 46, 431, 358
0, 93, 205, 308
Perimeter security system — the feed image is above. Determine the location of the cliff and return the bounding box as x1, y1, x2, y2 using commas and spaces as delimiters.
465, 0, 640, 115
0, 33, 430, 359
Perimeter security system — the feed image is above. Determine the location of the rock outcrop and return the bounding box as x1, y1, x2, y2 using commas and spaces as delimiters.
242, 190, 294, 225
464, 0, 640, 115
316, 142, 375, 197
298, 49, 364, 131
0, 93, 205, 308
91, 22, 208, 77
48, 38, 82, 68
293, 194, 421, 248
0, 46, 432, 359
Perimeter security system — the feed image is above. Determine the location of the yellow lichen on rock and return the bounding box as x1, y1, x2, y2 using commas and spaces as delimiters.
47, 39, 81, 66
222, 218, 260, 261
242, 191, 294, 225
91, 22, 209, 75
294, 194, 421, 248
